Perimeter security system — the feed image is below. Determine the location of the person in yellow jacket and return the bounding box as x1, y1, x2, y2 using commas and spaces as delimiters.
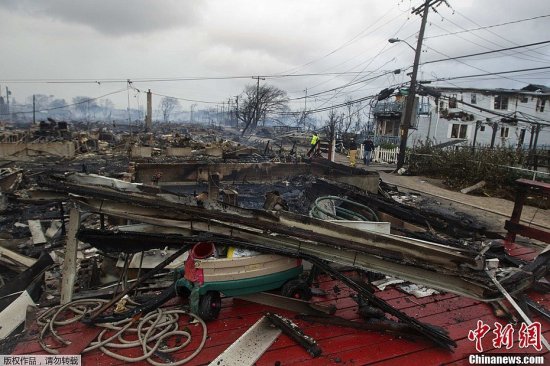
307, 132, 320, 157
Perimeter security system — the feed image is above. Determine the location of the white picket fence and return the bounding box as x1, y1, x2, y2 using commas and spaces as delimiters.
360, 145, 399, 164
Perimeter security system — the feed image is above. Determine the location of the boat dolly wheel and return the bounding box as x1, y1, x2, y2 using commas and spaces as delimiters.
198, 290, 222, 321
281, 278, 312, 300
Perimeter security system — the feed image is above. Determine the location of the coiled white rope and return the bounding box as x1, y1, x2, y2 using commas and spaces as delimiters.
38, 299, 207, 365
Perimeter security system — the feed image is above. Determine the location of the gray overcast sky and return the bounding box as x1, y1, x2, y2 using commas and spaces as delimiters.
1, 0, 549, 115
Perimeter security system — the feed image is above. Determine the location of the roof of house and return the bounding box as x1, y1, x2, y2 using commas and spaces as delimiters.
424, 84, 550, 97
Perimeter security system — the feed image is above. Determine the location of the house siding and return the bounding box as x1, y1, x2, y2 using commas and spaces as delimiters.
375, 87, 550, 148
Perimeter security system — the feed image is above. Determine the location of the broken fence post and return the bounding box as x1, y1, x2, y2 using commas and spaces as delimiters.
460, 180, 486, 194
60, 208, 81, 305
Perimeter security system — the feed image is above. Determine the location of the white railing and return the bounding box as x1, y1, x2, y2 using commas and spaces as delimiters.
359, 145, 399, 164
373, 146, 399, 163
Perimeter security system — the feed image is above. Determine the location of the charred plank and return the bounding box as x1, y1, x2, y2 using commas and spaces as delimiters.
265, 312, 322, 358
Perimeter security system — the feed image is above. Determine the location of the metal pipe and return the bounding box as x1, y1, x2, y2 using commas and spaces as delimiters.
486, 268, 550, 351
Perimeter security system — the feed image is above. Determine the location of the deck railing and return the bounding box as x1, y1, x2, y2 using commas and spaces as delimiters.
360, 145, 400, 163
374, 146, 399, 163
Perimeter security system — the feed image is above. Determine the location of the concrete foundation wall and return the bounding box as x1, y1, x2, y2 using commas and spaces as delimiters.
332, 175, 379, 194
131, 146, 152, 158
135, 162, 312, 184
0, 141, 76, 158
166, 147, 193, 157
204, 146, 223, 157
135, 161, 379, 193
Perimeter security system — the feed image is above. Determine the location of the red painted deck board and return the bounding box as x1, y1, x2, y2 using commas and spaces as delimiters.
7, 241, 549, 366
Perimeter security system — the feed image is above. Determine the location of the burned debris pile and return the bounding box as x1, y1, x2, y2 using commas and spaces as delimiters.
0, 125, 548, 362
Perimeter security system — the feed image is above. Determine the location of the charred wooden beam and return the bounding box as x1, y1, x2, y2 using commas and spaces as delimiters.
40, 173, 548, 301
236, 292, 335, 316
265, 312, 322, 357
74, 199, 495, 300
86, 244, 191, 322
84, 283, 177, 324
311, 179, 495, 239
302, 254, 456, 350
500, 248, 550, 294
46, 176, 481, 272
524, 297, 550, 323
77, 229, 189, 253
297, 314, 422, 339
0, 252, 53, 312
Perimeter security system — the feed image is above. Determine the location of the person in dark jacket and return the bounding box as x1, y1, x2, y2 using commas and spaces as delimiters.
363, 139, 375, 166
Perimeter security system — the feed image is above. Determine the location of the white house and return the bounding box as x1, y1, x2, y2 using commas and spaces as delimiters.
373, 84, 550, 149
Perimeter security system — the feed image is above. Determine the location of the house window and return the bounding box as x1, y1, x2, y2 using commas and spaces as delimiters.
451, 123, 467, 138
494, 95, 509, 110
536, 98, 546, 112
479, 125, 485, 132
449, 94, 458, 108
500, 127, 509, 138
471, 93, 477, 104
519, 95, 528, 103
518, 128, 526, 146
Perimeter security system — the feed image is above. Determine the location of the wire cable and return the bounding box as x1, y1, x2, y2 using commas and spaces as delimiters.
0, 88, 128, 116
421, 40, 550, 65
425, 14, 550, 39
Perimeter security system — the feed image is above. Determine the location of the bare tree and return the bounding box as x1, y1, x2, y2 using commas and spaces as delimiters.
236, 84, 288, 135
341, 97, 360, 135
27, 94, 53, 111
323, 110, 342, 142
72, 96, 98, 121
159, 97, 179, 123
100, 98, 115, 121
49, 98, 71, 120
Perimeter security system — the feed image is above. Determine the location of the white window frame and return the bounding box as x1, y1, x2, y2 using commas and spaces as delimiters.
494, 95, 509, 110
536, 98, 546, 112
500, 126, 510, 138
450, 123, 468, 139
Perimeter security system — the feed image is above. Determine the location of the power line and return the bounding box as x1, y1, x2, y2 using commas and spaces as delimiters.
425, 14, 550, 39
428, 21, 549, 65
148, 91, 221, 104
308, 14, 413, 110
453, 9, 550, 60
289, 68, 402, 100
276, 6, 405, 76
437, 13, 550, 64
0, 88, 127, 116
423, 66, 550, 83
0, 70, 401, 85
279, 93, 377, 115
421, 40, 550, 65
424, 45, 526, 84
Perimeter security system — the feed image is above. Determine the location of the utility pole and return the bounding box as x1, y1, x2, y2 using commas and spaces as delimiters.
252, 76, 265, 127
235, 96, 239, 129
145, 89, 152, 132
33, 94, 36, 124
228, 97, 232, 126
5, 87, 10, 121
395, 0, 444, 170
